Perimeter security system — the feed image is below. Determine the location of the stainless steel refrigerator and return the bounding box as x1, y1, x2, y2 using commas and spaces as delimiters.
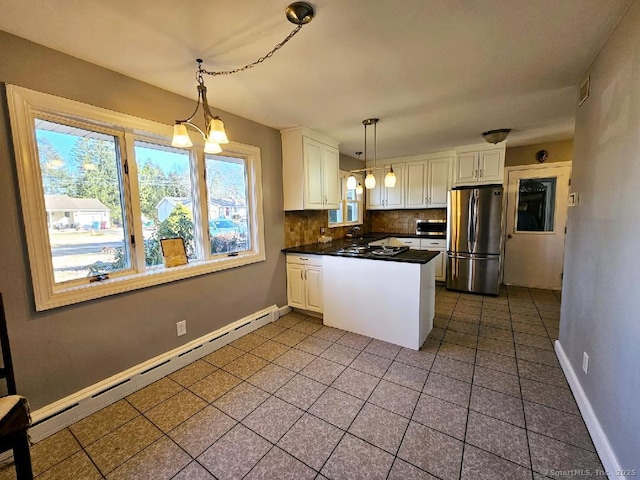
447, 185, 503, 295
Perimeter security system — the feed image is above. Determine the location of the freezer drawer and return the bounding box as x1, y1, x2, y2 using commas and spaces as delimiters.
446, 254, 500, 295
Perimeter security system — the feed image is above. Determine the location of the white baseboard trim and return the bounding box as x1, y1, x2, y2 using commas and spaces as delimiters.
555, 340, 627, 479
27, 305, 282, 444
277, 305, 292, 318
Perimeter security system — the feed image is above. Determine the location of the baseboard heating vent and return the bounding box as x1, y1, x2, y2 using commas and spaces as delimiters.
91, 379, 131, 399
28, 304, 280, 444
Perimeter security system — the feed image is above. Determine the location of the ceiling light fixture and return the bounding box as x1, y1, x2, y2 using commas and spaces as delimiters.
482, 128, 511, 144
346, 152, 362, 190
171, 2, 315, 152
363, 118, 378, 190
346, 118, 396, 191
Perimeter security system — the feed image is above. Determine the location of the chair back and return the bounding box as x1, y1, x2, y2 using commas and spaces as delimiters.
0, 294, 16, 395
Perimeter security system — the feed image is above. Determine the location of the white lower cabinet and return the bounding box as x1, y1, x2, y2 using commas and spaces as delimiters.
421, 239, 446, 282
286, 254, 323, 313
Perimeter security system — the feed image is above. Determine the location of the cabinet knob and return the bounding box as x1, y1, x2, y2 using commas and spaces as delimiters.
474, 169, 478, 179
479, 169, 483, 178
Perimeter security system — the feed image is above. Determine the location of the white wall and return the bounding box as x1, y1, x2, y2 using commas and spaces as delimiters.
560, 0, 639, 471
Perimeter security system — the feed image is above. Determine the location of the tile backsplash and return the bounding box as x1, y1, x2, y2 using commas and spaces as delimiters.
369, 208, 446, 233
284, 208, 446, 247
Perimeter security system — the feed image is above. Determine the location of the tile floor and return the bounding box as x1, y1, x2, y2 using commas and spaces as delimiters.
0, 286, 604, 479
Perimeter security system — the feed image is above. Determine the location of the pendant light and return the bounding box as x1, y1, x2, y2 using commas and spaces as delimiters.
363, 118, 379, 189
171, 3, 315, 152
346, 151, 361, 190
385, 165, 396, 187
356, 182, 364, 195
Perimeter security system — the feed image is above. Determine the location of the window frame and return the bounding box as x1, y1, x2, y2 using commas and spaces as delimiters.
328, 170, 363, 227
6, 85, 265, 311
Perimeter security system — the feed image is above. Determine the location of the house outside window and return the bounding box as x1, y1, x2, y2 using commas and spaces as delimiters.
6, 85, 265, 311
329, 171, 363, 227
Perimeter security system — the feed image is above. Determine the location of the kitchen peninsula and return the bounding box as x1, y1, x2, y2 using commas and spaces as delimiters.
283, 237, 439, 350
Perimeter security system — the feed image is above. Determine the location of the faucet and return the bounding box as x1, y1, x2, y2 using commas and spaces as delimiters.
346, 226, 361, 237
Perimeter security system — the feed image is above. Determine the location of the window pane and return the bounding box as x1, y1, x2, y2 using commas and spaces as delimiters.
35, 119, 129, 283
346, 189, 356, 200
135, 141, 196, 266
516, 177, 557, 232
346, 201, 359, 223
205, 155, 250, 254
329, 208, 342, 225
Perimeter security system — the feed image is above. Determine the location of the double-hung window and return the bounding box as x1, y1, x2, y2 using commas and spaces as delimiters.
7, 85, 265, 311
329, 171, 363, 227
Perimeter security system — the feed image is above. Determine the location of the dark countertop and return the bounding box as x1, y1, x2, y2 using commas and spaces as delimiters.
282, 233, 442, 265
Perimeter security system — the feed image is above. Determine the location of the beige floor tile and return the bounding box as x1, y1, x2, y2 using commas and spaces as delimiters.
36, 450, 102, 480
188, 369, 242, 402
168, 405, 236, 457
126, 377, 183, 412
69, 399, 139, 446
86, 416, 162, 475
106, 436, 190, 480
169, 359, 217, 387
145, 389, 207, 432
30, 429, 81, 476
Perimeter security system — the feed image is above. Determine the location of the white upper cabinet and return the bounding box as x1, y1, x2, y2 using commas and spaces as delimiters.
404, 155, 453, 209
454, 144, 505, 186
365, 163, 405, 210
282, 127, 340, 210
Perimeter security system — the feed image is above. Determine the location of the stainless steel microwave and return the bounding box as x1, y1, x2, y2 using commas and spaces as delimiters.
416, 219, 446, 237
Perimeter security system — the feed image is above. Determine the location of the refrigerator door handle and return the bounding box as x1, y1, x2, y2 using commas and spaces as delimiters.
467, 190, 475, 252
448, 254, 494, 260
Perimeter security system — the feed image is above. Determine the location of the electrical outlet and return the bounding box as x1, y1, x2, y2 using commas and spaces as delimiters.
176, 320, 187, 337
582, 352, 589, 374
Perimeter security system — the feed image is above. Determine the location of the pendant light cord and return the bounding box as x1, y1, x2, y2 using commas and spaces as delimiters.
199, 25, 303, 77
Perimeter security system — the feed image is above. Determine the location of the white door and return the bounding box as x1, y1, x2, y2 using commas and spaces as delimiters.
479, 149, 504, 182
287, 263, 306, 308
303, 138, 324, 208
455, 152, 478, 184
428, 157, 452, 207
365, 170, 385, 209
385, 163, 404, 208
504, 165, 571, 289
406, 161, 428, 208
305, 266, 323, 313
322, 146, 340, 209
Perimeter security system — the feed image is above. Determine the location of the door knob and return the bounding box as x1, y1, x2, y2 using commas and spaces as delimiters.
507, 234, 513, 239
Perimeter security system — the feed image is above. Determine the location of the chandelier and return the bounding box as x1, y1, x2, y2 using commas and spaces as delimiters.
346, 118, 396, 191
171, 2, 315, 153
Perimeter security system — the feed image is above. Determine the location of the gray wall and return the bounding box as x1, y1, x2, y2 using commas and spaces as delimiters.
0, 31, 287, 409
560, 0, 639, 470
339, 153, 364, 172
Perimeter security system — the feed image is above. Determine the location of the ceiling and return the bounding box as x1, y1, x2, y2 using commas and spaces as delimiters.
0, 0, 632, 159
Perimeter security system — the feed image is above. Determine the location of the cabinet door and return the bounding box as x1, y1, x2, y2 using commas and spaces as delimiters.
323, 145, 340, 209
365, 169, 385, 209
385, 163, 404, 208
286, 264, 306, 309
428, 157, 452, 207
478, 149, 504, 183
434, 250, 446, 281
303, 137, 325, 209
455, 152, 478, 184
305, 266, 323, 313
405, 161, 428, 208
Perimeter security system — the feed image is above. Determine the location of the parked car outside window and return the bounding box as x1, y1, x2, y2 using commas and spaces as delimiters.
209, 219, 239, 237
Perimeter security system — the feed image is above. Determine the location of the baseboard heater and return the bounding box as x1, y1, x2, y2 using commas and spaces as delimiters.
28, 305, 283, 444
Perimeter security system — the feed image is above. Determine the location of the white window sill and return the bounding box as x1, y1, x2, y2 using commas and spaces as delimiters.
42, 251, 266, 311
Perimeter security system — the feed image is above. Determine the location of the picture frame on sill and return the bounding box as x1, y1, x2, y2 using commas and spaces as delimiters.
160, 237, 188, 268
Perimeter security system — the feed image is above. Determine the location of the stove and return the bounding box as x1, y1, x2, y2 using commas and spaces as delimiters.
334, 245, 410, 258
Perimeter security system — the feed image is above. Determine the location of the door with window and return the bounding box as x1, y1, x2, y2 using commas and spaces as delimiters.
504, 164, 571, 289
